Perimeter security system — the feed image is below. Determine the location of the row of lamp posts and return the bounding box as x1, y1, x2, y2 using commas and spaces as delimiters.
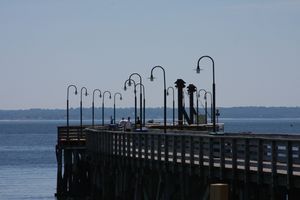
66, 55, 217, 135
66, 85, 123, 138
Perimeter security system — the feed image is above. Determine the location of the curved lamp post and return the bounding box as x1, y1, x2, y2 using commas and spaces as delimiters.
167, 86, 175, 126
80, 87, 88, 136
67, 84, 78, 140
92, 89, 102, 127
197, 89, 207, 125
150, 65, 167, 133
205, 91, 213, 123
124, 79, 137, 127
135, 83, 146, 127
196, 55, 216, 132
102, 91, 112, 126
129, 73, 143, 131
113, 92, 122, 124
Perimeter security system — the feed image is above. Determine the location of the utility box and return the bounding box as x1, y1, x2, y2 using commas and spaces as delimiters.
210, 183, 228, 200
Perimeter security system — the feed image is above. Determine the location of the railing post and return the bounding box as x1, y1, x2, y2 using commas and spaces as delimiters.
209, 137, 214, 180
190, 136, 194, 175
257, 139, 263, 185
287, 140, 293, 190
181, 135, 186, 169
165, 134, 169, 169
158, 134, 162, 166
220, 137, 225, 181
119, 133, 122, 157
244, 139, 250, 200
132, 133, 136, 161
151, 134, 154, 170
114, 132, 118, 156
173, 135, 177, 172
138, 133, 142, 167
199, 137, 203, 177
127, 133, 131, 159
231, 138, 237, 200
271, 140, 277, 200
122, 132, 125, 162
144, 134, 148, 167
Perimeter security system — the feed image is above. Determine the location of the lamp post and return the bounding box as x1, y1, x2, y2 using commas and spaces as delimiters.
67, 84, 78, 141
102, 91, 112, 126
124, 79, 137, 127
167, 86, 175, 126
80, 87, 88, 136
197, 89, 207, 125
113, 92, 122, 124
129, 73, 143, 131
150, 65, 167, 133
135, 83, 146, 127
92, 89, 102, 127
205, 91, 213, 123
196, 55, 216, 132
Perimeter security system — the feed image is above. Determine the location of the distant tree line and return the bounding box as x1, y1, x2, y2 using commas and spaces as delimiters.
0, 107, 300, 120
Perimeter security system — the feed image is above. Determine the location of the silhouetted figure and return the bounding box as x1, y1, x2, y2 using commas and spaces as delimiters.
136, 117, 141, 125
125, 117, 132, 131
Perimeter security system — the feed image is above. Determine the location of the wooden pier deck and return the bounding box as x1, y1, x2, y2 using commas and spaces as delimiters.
56, 126, 300, 200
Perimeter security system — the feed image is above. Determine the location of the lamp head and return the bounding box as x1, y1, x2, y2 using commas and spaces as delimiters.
196, 66, 201, 74
85, 92, 88, 96
196, 65, 204, 74
124, 86, 127, 91
128, 80, 132, 86
150, 74, 154, 82
109, 95, 112, 99
75, 90, 78, 95
120, 96, 123, 100
167, 91, 169, 96
99, 94, 102, 98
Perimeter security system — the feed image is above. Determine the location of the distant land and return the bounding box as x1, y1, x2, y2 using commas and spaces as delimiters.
0, 107, 300, 120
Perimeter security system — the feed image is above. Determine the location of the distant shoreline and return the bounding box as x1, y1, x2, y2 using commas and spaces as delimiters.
1, 106, 300, 120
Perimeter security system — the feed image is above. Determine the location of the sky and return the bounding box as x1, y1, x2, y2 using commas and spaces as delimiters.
0, 0, 300, 109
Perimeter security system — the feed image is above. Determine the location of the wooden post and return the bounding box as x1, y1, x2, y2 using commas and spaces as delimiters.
209, 137, 214, 180
271, 140, 277, 200
210, 183, 228, 200
190, 136, 194, 175
144, 134, 148, 167
173, 135, 177, 172
257, 139, 263, 185
231, 138, 237, 200
199, 137, 203, 177
165, 134, 169, 169
244, 139, 250, 200
287, 141, 293, 190
55, 145, 63, 196
150, 134, 154, 169
220, 137, 225, 180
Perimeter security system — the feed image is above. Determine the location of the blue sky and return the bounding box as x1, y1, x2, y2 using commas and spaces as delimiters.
0, 0, 299, 109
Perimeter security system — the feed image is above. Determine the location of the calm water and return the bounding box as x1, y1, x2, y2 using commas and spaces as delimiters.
1, 118, 300, 199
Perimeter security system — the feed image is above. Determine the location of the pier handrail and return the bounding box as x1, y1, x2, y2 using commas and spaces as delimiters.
86, 129, 300, 187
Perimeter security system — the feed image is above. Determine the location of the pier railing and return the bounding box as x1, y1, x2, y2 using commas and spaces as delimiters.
57, 126, 87, 145
86, 129, 300, 187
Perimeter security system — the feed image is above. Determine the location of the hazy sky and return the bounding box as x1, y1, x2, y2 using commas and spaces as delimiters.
1, 0, 299, 109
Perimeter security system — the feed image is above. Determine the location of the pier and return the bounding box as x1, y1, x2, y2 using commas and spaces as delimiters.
56, 125, 300, 200
56, 76, 300, 199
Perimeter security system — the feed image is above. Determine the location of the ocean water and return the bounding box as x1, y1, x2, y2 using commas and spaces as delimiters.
1, 118, 300, 199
